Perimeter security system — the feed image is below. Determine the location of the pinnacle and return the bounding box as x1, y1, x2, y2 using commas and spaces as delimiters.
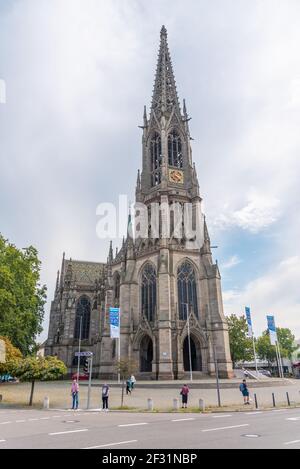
160, 25, 167, 36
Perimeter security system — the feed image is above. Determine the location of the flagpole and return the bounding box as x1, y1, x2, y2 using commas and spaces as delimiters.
252, 335, 258, 376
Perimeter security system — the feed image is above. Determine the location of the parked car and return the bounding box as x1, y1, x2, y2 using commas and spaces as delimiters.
0, 374, 18, 383
71, 373, 89, 381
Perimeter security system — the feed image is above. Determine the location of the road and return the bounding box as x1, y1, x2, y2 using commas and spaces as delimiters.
1, 407, 300, 449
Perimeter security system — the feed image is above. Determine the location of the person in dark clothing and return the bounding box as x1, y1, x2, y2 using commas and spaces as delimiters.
180, 384, 190, 409
239, 379, 250, 405
126, 378, 132, 395
102, 383, 110, 411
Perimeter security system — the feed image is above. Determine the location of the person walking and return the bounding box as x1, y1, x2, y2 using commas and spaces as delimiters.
71, 379, 79, 410
180, 384, 190, 409
102, 383, 110, 411
126, 377, 132, 395
239, 379, 250, 405
130, 375, 136, 390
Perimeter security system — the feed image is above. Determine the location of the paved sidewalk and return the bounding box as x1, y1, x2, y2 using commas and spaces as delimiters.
0, 379, 300, 411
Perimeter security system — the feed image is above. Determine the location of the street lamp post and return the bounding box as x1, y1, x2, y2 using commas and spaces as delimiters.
76, 315, 83, 384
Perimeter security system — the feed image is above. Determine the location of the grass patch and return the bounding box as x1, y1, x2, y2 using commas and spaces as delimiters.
111, 406, 138, 411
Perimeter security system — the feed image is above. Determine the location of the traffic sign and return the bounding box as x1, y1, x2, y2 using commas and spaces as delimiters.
75, 351, 93, 357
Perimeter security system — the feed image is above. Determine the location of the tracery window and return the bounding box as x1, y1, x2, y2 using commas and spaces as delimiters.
150, 132, 162, 187
114, 272, 120, 303
74, 296, 91, 340
141, 264, 157, 322
168, 130, 183, 168
177, 261, 198, 319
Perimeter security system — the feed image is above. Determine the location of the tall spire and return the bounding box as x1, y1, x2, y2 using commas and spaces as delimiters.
151, 26, 181, 118
108, 240, 113, 263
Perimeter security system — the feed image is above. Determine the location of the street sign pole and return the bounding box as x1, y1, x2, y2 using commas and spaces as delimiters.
87, 355, 93, 410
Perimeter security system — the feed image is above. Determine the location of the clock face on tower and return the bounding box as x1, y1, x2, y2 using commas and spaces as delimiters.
169, 169, 184, 184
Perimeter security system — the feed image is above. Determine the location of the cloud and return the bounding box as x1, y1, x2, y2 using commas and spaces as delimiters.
221, 255, 242, 270
214, 189, 280, 233
224, 256, 300, 338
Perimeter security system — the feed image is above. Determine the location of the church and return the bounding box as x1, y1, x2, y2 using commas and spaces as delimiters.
45, 27, 233, 380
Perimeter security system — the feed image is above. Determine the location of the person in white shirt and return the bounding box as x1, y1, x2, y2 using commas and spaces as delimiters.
130, 375, 136, 390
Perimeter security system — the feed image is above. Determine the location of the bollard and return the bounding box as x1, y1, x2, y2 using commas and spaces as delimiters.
147, 398, 153, 411
173, 398, 179, 411
199, 399, 205, 412
43, 396, 49, 409
272, 393, 276, 407
0, 394, 2, 403
286, 392, 291, 406
254, 393, 258, 409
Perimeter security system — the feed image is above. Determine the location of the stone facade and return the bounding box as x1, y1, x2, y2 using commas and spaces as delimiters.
45, 26, 233, 380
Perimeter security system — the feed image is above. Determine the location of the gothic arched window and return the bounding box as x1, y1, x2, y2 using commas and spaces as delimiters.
177, 261, 198, 319
141, 264, 157, 322
114, 272, 120, 304
168, 130, 183, 168
74, 296, 91, 340
150, 132, 162, 187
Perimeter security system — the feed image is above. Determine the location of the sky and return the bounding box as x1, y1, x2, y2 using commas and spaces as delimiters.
0, 0, 300, 342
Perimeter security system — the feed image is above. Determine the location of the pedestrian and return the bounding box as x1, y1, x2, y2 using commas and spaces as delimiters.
102, 382, 110, 411
71, 379, 79, 410
180, 384, 190, 409
239, 379, 250, 405
130, 375, 136, 390
126, 378, 132, 395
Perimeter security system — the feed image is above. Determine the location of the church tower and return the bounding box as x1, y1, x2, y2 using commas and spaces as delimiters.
101, 26, 233, 379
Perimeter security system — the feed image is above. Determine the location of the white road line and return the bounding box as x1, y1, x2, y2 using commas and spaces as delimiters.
0, 440, 6, 443
0, 422, 12, 425
202, 424, 249, 433
172, 418, 195, 422
247, 412, 263, 415
28, 419, 39, 421
273, 409, 287, 412
212, 415, 232, 418
49, 429, 89, 436
16, 420, 26, 423
40, 417, 50, 420
286, 417, 300, 421
284, 440, 300, 446
118, 423, 148, 427
83, 440, 138, 449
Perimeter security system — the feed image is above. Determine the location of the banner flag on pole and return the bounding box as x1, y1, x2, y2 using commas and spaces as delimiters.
267, 315, 277, 345
109, 307, 120, 339
245, 307, 253, 338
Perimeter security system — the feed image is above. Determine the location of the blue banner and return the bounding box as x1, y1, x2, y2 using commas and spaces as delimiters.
245, 306, 253, 338
267, 315, 277, 345
109, 307, 120, 339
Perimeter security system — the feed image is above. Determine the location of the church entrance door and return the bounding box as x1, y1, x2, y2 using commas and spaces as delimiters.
183, 335, 202, 371
140, 336, 153, 372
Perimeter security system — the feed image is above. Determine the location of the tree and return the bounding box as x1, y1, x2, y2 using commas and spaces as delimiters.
11, 356, 67, 406
0, 336, 23, 375
256, 333, 276, 370
277, 328, 297, 359
0, 235, 47, 355
256, 328, 297, 375
114, 359, 138, 408
227, 315, 254, 368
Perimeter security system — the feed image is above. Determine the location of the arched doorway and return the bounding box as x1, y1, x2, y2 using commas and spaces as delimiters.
140, 336, 153, 372
183, 335, 202, 371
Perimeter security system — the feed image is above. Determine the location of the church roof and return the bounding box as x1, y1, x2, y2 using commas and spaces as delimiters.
63, 259, 106, 285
